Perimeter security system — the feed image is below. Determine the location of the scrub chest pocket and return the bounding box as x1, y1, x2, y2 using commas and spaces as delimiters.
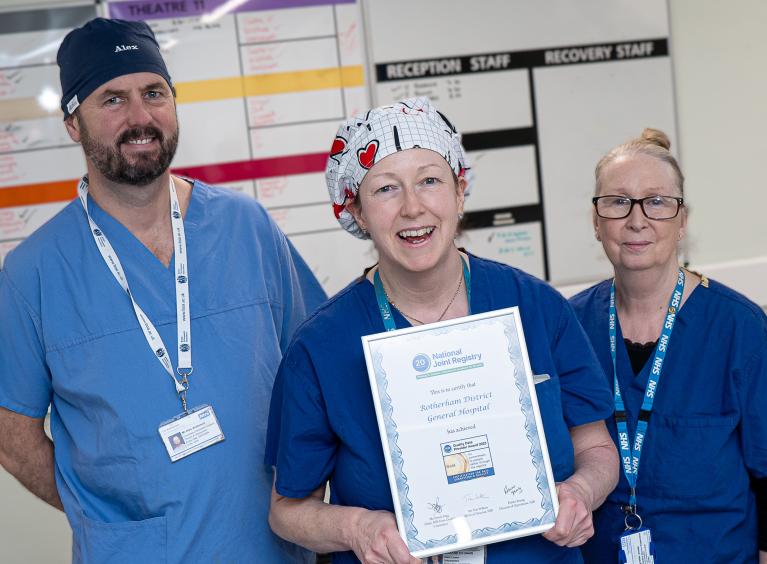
643, 412, 740, 500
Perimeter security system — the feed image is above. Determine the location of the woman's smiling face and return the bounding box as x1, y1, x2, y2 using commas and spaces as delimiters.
594, 153, 686, 274
350, 148, 466, 276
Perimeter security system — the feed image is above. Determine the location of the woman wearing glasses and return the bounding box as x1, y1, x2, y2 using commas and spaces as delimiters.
570, 128, 767, 563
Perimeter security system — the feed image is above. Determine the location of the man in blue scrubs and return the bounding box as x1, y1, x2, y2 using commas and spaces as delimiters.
0, 18, 325, 563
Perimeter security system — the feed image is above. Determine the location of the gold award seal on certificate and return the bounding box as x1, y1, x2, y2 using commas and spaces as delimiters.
362, 307, 558, 559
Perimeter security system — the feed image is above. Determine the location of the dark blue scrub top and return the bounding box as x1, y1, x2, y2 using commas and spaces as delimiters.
267, 255, 613, 563
571, 278, 767, 563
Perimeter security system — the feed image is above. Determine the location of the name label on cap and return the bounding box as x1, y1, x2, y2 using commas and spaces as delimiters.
114, 44, 139, 53
66, 95, 79, 114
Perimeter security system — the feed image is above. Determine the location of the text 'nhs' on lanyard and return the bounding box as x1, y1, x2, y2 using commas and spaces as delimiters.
373, 257, 472, 331
610, 268, 684, 527
77, 176, 192, 412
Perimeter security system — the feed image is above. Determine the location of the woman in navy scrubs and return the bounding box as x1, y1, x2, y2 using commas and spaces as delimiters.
570, 129, 767, 563
265, 98, 619, 563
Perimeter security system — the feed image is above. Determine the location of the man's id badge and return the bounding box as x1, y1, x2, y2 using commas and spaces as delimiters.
158, 404, 224, 462
620, 527, 656, 564
422, 546, 486, 564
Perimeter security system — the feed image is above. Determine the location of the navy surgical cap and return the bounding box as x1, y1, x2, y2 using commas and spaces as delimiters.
57, 18, 173, 117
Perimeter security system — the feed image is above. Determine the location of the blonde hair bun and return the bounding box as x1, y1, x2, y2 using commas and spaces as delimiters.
594, 127, 684, 196
640, 128, 671, 151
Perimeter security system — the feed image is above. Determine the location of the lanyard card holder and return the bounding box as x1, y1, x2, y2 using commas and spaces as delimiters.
619, 526, 656, 564
158, 404, 224, 462
421, 546, 486, 563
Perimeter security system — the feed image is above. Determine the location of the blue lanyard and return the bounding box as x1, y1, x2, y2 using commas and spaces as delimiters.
610, 268, 684, 510
373, 256, 471, 332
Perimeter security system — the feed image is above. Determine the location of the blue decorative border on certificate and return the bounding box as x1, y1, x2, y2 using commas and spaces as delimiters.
501, 317, 556, 526
370, 315, 555, 551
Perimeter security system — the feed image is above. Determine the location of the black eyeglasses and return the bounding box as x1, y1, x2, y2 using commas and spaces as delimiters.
592, 195, 684, 220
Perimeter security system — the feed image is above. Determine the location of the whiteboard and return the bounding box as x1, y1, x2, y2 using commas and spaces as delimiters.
0, 2, 97, 266
109, 0, 377, 293
365, 0, 676, 285
0, 0, 677, 292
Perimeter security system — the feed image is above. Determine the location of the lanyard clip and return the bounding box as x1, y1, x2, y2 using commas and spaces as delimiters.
623, 489, 643, 530
177, 369, 192, 414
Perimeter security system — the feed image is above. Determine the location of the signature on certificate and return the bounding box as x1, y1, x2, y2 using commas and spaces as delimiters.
427, 497, 443, 514
463, 492, 489, 503
504, 485, 523, 496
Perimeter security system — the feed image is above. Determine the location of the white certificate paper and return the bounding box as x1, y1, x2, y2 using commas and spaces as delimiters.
362, 307, 558, 558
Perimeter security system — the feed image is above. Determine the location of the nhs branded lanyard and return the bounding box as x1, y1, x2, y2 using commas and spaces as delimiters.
77, 176, 193, 411
610, 268, 684, 514
373, 256, 471, 332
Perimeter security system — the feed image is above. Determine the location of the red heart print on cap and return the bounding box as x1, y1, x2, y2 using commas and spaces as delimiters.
332, 187, 355, 218
357, 140, 378, 169
330, 136, 346, 157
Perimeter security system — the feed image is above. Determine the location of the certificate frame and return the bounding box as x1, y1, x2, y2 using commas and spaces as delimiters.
361, 307, 558, 558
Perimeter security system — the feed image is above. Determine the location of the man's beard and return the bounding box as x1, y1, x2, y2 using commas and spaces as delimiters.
79, 119, 179, 186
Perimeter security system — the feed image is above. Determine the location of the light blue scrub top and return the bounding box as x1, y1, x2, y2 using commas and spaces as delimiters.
570, 278, 767, 563
0, 181, 326, 563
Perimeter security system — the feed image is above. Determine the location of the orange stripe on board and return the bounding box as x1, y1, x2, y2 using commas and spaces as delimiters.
0, 179, 77, 209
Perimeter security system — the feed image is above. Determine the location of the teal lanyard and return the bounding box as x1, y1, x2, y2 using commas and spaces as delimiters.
373, 256, 471, 332
610, 268, 684, 512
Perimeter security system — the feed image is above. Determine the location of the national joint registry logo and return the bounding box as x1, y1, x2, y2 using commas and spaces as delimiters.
412, 353, 431, 373
443, 444, 453, 454
410, 348, 484, 377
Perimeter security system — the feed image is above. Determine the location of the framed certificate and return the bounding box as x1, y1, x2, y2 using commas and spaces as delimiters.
361, 307, 558, 558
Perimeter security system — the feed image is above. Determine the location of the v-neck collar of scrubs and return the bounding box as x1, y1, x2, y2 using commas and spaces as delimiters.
85, 178, 200, 274
362, 252, 478, 331
611, 277, 706, 429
